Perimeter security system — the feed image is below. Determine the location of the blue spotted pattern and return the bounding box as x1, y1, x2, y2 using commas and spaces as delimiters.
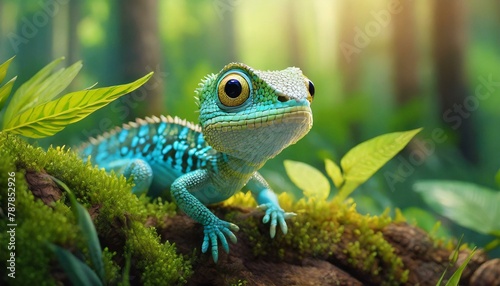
79, 115, 218, 196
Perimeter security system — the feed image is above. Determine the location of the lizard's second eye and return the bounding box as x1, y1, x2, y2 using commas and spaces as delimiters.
308, 80, 315, 98
218, 73, 250, 107
305, 78, 315, 103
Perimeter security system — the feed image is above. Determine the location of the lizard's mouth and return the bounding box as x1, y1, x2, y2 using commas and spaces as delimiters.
202, 104, 313, 161
202, 99, 312, 130
240, 106, 312, 130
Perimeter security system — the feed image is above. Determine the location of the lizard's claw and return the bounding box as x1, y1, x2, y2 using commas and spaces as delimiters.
258, 203, 296, 238
201, 219, 239, 263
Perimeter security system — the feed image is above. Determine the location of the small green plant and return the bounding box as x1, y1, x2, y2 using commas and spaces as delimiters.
284, 128, 422, 202
0, 56, 152, 138
414, 179, 500, 251
436, 236, 476, 286
442, 249, 476, 286
49, 176, 106, 286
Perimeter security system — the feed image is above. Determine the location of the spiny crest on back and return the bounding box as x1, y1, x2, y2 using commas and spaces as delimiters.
86, 115, 201, 146
195, 73, 218, 105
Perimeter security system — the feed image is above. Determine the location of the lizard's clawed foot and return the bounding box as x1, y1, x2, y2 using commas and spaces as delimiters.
258, 203, 296, 238
201, 219, 239, 263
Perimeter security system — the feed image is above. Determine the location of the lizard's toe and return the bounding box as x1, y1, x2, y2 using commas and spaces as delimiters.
258, 203, 296, 238
202, 220, 239, 263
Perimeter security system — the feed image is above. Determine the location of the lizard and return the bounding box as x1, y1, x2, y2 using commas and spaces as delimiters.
79, 62, 314, 262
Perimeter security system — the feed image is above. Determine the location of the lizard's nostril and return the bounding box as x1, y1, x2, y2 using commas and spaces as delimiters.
277, 95, 289, 102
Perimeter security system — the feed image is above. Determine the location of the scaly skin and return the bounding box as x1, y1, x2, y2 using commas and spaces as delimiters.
79, 63, 314, 262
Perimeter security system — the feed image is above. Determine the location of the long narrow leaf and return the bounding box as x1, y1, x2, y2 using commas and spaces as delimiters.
0, 56, 15, 84
3, 57, 64, 123
51, 177, 105, 282
445, 249, 476, 286
18, 61, 83, 114
75, 203, 105, 281
3, 72, 153, 138
49, 243, 103, 286
0, 76, 17, 110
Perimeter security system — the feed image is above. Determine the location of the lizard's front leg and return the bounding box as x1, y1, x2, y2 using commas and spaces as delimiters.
170, 169, 239, 263
247, 172, 296, 238
102, 158, 153, 196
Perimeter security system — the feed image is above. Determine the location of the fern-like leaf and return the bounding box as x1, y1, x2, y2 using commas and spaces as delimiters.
0, 56, 16, 110
0, 76, 16, 111
3, 57, 66, 123
0, 56, 15, 84
3, 72, 153, 138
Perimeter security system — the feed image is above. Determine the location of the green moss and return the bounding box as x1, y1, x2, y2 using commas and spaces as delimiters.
124, 221, 191, 285
139, 195, 178, 227
102, 247, 120, 284
0, 140, 81, 285
0, 133, 192, 285
229, 278, 248, 286
224, 192, 408, 284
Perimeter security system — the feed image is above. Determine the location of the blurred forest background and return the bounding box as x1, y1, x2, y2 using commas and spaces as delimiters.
1, 0, 499, 256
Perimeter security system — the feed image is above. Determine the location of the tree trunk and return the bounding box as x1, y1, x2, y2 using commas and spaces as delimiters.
67, 0, 81, 65
433, 0, 477, 163
286, 2, 303, 67
393, 1, 418, 105
338, 0, 362, 142
338, 0, 361, 94
119, 0, 163, 118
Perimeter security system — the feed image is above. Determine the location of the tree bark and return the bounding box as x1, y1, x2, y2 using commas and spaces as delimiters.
337, 0, 362, 142
338, 0, 361, 94
393, 1, 419, 105
67, 0, 81, 65
119, 0, 163, 118
159, 206, 497, 286
432, 0, 477, 163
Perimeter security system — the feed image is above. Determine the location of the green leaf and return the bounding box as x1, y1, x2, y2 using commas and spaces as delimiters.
75, 203, 105, 281
122, 251, 132, 286
3, 57, 65, 124
0, 76, 17, 111
0, 56, 17, 111
449, 235, 463, 265
336, 128, 421, 201
3, 72, 153, 138
495, 169, 500, 189
445, 248, 476, 286
18, 60, 83, 115
325, 158, 344, 189
49, 243, 103, 286
414, 180, 500, 235
484, 238, 500, 252
284, 160, 330, 201
0, 56, 15, 84
51, 177, 105, 282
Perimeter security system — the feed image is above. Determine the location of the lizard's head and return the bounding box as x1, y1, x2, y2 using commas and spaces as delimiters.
196, 63, 314, 162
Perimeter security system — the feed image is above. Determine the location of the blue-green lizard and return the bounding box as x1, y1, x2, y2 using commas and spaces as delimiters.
79, 63, 314, 262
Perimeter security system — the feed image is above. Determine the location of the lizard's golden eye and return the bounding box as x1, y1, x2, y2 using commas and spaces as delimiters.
305, 78, 315, 103
218, 73, 250, 107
